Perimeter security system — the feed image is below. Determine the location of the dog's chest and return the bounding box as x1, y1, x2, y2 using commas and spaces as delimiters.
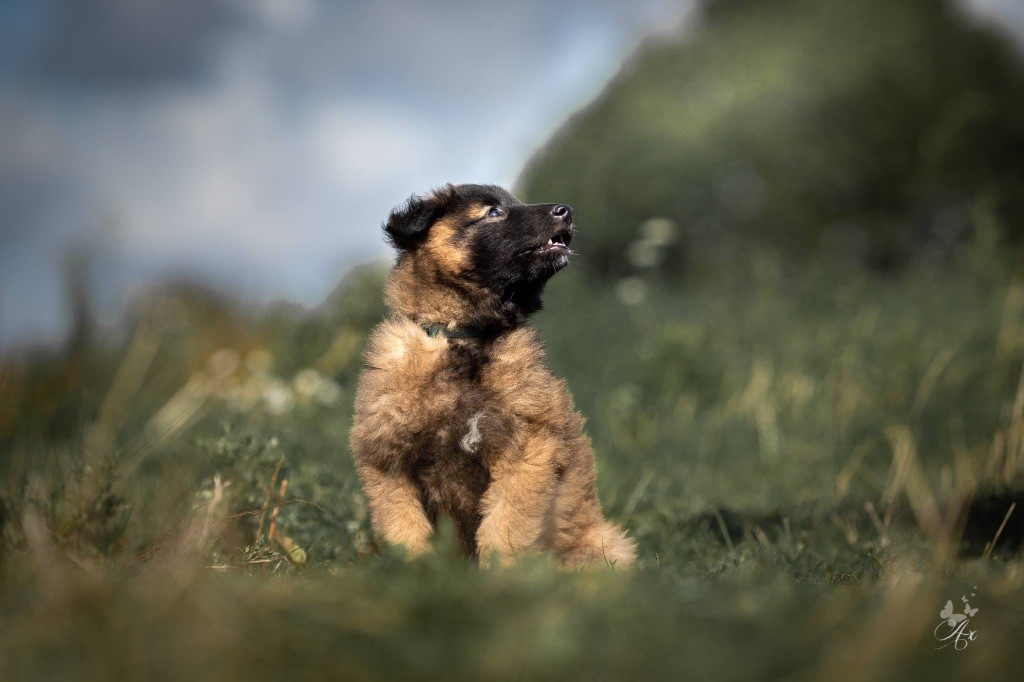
403, 343, 511, 528
421, 344, 504, 463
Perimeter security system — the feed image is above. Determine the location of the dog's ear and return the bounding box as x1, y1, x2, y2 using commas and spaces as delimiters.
383, 185, 456, 251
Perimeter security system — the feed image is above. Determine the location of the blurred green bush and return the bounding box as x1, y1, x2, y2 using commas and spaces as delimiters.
4, 3, 1024, 677
520, 0, 1024, 276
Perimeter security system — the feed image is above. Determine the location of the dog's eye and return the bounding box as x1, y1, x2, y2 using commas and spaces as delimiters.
487, 207, 505, 218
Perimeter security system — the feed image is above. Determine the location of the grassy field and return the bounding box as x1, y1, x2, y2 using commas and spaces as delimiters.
2, 249, 1024, 680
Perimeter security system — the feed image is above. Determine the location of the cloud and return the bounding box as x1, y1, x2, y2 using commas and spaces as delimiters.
2, 1, 696, 300
310, 105, 440, 193
8, 0, 1019, 348
964, 0, 1024, 37
26, 0, 244, 87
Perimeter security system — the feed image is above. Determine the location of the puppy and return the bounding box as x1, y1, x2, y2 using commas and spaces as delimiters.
350, 184, 636, 568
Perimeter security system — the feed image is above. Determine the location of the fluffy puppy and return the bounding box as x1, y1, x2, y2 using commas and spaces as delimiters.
350, 183, 636, 568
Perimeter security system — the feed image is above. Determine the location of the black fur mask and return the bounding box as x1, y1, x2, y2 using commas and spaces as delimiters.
384, 184, 574, 318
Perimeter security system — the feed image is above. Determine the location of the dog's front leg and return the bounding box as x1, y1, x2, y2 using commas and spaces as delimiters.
476, 435, 556, 566
356, 462, 433, 556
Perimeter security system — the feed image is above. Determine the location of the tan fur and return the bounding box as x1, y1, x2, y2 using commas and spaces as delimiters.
422, 217, 468, 276
384, 256, 486, 328
350, 201, 636, 569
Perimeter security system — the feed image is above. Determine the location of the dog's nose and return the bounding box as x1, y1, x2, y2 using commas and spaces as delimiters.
551, 204, 573, 222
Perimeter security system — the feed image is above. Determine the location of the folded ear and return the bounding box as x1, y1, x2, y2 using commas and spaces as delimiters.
383, 185, 455, 251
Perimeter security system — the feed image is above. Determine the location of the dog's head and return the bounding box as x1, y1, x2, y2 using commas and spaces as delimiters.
383, 184, 574, 327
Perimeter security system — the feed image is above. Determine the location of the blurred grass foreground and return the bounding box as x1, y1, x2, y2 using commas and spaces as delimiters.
4, 0, 1024, 680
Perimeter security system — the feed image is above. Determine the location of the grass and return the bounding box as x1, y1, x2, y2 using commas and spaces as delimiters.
2, 252, 1024, 680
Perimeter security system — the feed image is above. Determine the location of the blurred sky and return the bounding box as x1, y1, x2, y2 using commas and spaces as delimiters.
1, 0, 1022, 350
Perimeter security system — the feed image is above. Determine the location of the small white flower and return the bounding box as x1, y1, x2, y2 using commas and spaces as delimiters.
293, 368, 324, 398
314, 378, 343, 406
207, 348, 241, 379
639, 217, 678, 245
627, 240, 662, 268
616, 277, 648, 306
263, 379, 295, 415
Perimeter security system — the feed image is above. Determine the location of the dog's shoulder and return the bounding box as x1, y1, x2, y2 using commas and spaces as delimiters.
362, 316, 447, 374
351, 316, 457, 458
487, 325, 546, 371
484, 327, 578, 424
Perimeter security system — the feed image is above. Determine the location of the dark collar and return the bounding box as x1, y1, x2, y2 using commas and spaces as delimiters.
421, 323, 492, 340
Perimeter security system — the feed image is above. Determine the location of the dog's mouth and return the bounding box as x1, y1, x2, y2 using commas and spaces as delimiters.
539, 226, 573, 254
